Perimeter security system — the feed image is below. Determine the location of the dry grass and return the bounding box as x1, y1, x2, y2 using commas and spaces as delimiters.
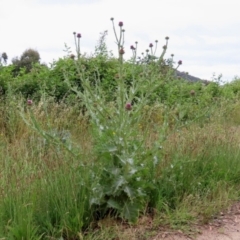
163, 123, 240, 157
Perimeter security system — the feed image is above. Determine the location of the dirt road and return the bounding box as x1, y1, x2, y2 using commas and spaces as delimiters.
154, 202, 240, 240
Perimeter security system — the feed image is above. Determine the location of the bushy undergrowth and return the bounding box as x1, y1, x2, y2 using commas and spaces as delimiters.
1, 18, 240, 239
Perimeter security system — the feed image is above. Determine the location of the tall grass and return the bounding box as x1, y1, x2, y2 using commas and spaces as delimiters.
0, 98, 96, 239
1, 96, 240, 239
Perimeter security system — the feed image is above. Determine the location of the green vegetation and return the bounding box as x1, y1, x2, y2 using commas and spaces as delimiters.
0, 18, 240, 239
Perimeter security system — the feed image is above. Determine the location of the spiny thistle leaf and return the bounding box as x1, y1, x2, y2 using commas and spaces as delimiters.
121, 201, 141, 223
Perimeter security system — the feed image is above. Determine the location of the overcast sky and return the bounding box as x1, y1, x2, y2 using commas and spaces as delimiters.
1, 0, 240, 82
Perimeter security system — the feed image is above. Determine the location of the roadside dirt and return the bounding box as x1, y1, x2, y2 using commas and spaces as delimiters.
154, 202, 240, 240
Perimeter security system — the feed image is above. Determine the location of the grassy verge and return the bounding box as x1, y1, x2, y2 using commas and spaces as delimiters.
0, 98, 240, 239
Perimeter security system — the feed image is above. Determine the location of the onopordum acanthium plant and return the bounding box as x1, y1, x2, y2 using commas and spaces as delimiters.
66, 18, 184, 223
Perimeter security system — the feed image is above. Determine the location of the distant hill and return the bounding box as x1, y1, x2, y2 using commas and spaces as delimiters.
175, 70, 211, 84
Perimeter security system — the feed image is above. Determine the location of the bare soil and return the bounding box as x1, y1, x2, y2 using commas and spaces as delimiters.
154, 202, 240, 240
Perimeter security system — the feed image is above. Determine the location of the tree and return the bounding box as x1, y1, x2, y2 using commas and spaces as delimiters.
12, 48, 41, 75
0, 52, 8, 65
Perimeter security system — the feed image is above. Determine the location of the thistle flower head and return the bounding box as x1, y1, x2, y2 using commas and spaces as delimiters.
165, 36, 169, 40
27, 99, 33, 105
178, 60, 182, 65
110, 17, 114, 21
119, 48, 125, 55
70, 54, 75, 59
130, 45, 135, 50
149, 43, 153, 48
77, 33, 81, 38
118, 21, 123, 27
125, 103, 132, 111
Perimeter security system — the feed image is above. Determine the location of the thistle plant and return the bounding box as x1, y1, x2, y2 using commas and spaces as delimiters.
73, 32, 82, 60
67, 18, 183, 223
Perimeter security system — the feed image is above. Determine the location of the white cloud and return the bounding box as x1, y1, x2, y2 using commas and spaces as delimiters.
1, 0, 240, 81
200, 36, 240, 45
